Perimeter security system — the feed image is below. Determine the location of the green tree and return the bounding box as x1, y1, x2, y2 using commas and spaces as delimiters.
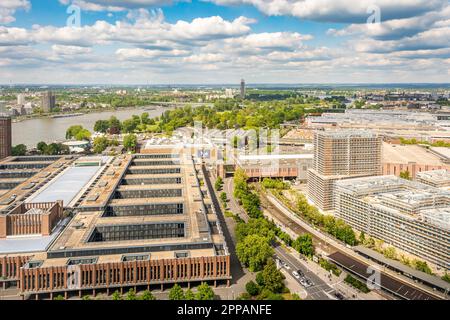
82, 295, 91, 300
74, 128, 91, 141
108, 116, 121, 134
123, 134, 137, 151
215, 176, 223, 191
235, 218, 275, 243
383, 246, 397, 260
141, 112, 150, 125
125, 288, 137, 300
122, 118, 138, 133
400, 170, 411, 180
94, 120, 110, 133
168, 284, 185, 300
220, 192, 227, 204
413, 260, 433, 275
359, 231, 366, 243
292, 234, 314, 257
112, 290, 122, 300
140, 290, 156, 300
260, 259, 285, 294
195, 282, 215, 300
37, 141, 47, 154
12, 144, 27, 156
65, 125, 83, 139
53, 294, 65, 300
184, 288, 195, 300
93, 136, 110, 154
236, 234, 273, 272
245, 280, 260, 296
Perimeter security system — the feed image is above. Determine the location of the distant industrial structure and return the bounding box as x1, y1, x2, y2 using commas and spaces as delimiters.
240, 79, 246, 99
0, 115, 12, 160
41, 91, 55, 113
307, 130, 382, 211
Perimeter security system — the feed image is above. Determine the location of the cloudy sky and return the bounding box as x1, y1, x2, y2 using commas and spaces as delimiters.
0, 0, 449, 84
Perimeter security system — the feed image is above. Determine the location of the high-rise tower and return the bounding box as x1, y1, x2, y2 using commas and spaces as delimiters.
307, 129, 382, 211
240, 79, 245, 99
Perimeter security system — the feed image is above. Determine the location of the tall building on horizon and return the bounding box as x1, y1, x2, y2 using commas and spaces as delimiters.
240, 79, 245, 99
41, 91, 55, 113
0, 115, 12, 160
307, 129, 382, 211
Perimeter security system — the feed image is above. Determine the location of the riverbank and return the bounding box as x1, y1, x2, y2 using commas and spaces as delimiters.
11, 105, 175, 147
11, 104, 166, 123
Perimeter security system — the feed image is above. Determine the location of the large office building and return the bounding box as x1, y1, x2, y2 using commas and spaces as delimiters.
0, 115, 12, 160
334, 175, 450, 270
41, 91, 55, 113
307, 130, 382, 211
0, 148, 230, 299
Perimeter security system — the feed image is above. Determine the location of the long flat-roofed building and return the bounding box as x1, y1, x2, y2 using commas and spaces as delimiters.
416, 169, 450, 189
308, 130, 382, 211
382, 142, 450, 179
8, 148, 230, 299
334, 175, 450, 270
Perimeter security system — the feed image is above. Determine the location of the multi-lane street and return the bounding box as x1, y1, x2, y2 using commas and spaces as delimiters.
273, 244, 337, 300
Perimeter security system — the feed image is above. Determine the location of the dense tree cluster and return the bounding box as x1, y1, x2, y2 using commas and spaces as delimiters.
11, 144, 27, 156
36, 141, 70, 155
233, 169, 262, 219
168, 283, 214, 300
261, 178, 290, 190
243, 259, 287, 300
92, 136, 119, 154
65, 125, 91, 141
287, 192, 356, 245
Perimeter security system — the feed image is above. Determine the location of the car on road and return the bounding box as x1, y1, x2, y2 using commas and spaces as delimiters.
334, 292, 345, 300
305, 278, 314, 287
297, 270, 304, 277
292, 271, 300, 279
300, 277, 313, 288
283, 262, 291, 270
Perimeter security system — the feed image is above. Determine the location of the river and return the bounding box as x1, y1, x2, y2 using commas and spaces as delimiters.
12, 106, 174, 147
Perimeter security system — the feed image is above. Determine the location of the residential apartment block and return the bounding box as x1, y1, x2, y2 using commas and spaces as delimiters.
334, 175, 450, 270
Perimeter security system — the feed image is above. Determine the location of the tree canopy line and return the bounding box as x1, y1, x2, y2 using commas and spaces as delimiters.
271, 188, 357, 246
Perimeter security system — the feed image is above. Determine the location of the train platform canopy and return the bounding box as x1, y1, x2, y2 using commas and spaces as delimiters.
353, 246, 450, 292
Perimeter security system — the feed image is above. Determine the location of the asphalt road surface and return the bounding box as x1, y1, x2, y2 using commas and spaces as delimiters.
274, 244, 336, 300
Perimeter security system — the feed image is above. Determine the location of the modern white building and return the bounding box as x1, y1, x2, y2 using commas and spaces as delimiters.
334, 175, 450, 270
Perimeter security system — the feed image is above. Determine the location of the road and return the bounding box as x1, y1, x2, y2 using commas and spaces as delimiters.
223, 177, 248, 222
222, 177, 338, 300
273, 244, 336, 300
202, 166, 251, 295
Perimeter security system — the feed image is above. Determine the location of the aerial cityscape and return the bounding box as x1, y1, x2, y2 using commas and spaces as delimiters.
0, 0, 449, 307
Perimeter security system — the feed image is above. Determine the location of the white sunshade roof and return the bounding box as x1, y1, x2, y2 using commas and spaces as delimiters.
27, 165, 101, 206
